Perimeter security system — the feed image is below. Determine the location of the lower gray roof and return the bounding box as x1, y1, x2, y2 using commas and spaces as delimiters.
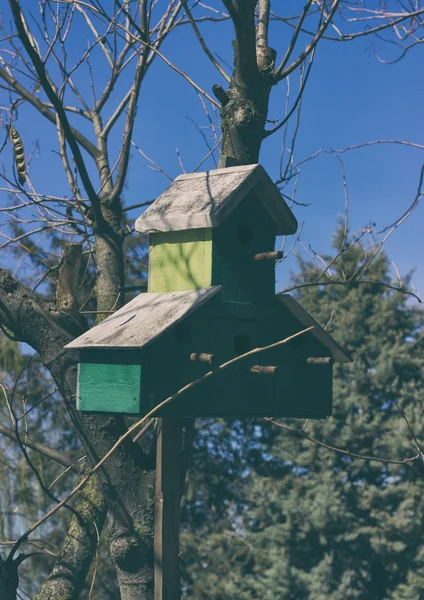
65, 287, 221, 350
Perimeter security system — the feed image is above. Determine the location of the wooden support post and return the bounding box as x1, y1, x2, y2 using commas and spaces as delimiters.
155, 418, 184, 600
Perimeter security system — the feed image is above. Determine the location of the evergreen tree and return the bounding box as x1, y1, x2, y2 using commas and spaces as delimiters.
181, 226, 424, 600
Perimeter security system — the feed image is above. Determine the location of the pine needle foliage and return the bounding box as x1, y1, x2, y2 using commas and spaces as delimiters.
181, 225, 424, 600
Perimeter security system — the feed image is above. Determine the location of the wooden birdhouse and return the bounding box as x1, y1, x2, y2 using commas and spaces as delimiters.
66, 165, 351, 418
141, 165, 297, 305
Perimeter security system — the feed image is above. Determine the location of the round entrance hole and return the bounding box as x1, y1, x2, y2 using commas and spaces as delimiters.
236, 224, 254, 245
174, 322, 192, 345
234, 334, 252, 356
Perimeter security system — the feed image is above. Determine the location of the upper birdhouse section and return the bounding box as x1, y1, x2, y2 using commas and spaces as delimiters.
136, 164, 298, 305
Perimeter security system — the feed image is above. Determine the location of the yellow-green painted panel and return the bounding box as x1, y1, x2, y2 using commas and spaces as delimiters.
148, 229, 212, 292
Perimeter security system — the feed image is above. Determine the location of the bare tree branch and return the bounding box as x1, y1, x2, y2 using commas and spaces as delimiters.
265, 418, 421, 467
274, 0, 341, 81
10, 325, 315, 553
0, 422, 79, 472
0, 67, 100, 158
8, 0, 103, 224
181, 0, 230, 82
282, 279, 422, 304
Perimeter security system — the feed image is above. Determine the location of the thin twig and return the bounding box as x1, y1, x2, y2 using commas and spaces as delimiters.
265, 418, 420, 466
283, 279, 422, 303
180, 0, 230, 82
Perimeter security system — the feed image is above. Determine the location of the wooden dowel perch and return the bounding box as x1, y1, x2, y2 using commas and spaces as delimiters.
254, 251, 283, 261
250, 365, 278, 374
306, 357, 334, 365
190, 352, 215, 364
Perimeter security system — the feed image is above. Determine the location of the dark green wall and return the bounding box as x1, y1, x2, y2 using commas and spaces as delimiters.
212, 190, 276, 304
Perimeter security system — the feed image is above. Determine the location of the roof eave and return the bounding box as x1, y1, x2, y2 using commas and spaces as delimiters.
65, 286, 222, 350
135, 164, 298, 235
277, 293, 353, 362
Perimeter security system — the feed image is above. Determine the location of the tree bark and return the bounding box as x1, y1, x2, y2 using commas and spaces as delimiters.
0, 556, 20, 600
33, 475, 107, 600
218, 1, 275, 165
0, 268, 156, 599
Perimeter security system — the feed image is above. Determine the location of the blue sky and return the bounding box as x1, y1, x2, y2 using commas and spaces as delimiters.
129, 13, 424, 298
0, 5, 422, 301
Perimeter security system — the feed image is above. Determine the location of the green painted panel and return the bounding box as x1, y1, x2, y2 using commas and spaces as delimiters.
148, 306, 276, 417
145, 308, 212, 416
77, 362, 141, 414
203, 317, 275, 416
148, 229, 212, 292
273, 347, 332, 417
211, 191, 276, 304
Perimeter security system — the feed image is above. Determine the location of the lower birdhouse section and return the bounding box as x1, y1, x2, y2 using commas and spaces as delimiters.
72, 288, 349, 418
144, 301, 334, 418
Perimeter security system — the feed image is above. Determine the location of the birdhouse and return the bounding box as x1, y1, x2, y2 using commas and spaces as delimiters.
66, 165, 351, 418
142, 165, 297, 305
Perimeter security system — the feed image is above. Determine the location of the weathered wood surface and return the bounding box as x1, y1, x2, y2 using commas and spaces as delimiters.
65, 286, 220, 349
135, 164, 297, 235
307, 356, 335, 365
155, 419, 184, 600
77, 361, 142, 413
250, 365, 278, 374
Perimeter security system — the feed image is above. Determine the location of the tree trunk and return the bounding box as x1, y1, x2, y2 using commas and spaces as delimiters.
33, 475, 107, 600
0, 556, 20, 600
217, 3, 275, 165
0, 268, 156, 599
220, 68, 272, 165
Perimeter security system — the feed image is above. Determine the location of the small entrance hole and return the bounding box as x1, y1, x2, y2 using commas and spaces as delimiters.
234, 334, 252, 356
236, 224, 254, 245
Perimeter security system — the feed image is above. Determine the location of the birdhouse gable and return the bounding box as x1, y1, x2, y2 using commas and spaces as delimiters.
135, 164, 297, 235
211, 191, 277, 303
277, 294, 352, 362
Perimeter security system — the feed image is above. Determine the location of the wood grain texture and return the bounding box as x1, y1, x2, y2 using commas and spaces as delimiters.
65, 287, 220, 349
211, 191, 276, 304
135, 164, 297, 235
155, 419, 183, 600
77, 361, 141, 413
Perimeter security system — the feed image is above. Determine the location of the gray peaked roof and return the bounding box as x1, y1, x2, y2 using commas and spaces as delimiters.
135, 164, 298, 235
278, 294, 352, 362
66, 286, 350, 363
65, 287, 221, 349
